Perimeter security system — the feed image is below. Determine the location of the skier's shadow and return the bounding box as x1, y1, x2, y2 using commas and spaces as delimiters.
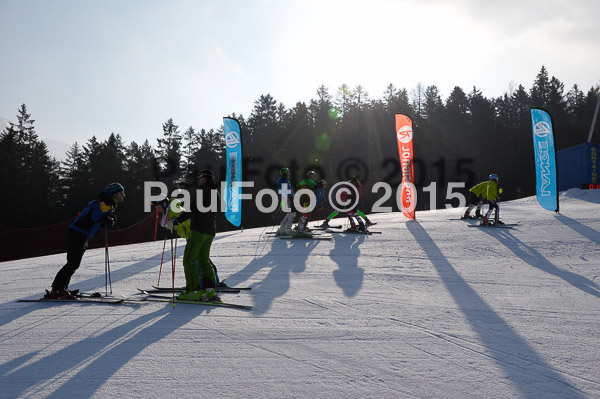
0, 307, 198, 399
406, 220, 585, 399
330, 234, 365, 297
225, 238, 318, 315
483, 227, 600, 299
0, 246, 184, 331
555, 214, 600, 246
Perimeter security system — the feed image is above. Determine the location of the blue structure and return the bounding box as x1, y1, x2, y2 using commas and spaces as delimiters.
557, 142, 599, 190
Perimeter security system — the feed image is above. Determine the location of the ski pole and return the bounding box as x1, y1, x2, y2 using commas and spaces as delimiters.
157, 234, 168, 286
172, 236, 177, 306
105, 229, 112, 296
169, 235, 176, 307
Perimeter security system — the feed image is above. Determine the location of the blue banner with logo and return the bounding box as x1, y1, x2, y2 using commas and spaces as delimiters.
223, 117, 242, 227
530, 108, 559, 212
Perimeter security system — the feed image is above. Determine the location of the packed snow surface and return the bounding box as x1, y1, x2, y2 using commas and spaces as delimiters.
1, 189, 599, 398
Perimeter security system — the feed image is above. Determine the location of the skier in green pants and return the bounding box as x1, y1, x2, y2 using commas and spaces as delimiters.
176, 169, 220, 301
321, 209, 373, 227
152, 197, 226, 288
320, 177, 374, 228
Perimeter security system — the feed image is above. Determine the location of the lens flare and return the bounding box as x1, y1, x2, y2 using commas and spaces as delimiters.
314, 133, 330, 151
328, 107, 341, 119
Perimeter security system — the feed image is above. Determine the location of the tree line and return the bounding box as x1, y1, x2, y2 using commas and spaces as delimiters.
1, 66, 598, 229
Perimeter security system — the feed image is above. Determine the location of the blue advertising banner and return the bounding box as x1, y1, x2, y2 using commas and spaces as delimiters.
223, 117, 242, 227
530, 108, 559, 212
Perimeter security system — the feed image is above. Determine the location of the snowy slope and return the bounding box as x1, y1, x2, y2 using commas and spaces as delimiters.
0, 190, 599, 399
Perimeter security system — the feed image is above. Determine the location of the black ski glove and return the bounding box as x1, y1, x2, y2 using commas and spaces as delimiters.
103, 213, 116, 227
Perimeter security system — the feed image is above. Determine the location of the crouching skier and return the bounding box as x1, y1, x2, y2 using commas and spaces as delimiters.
48, 183, 125, 299
464, 174, 502, 225
344, 176, 368, 232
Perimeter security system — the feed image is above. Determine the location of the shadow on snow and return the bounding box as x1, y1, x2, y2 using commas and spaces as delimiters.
407, 220, 586, 399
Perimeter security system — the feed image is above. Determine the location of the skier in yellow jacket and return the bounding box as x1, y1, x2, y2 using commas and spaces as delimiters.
463, 174, 502, 225
152, 196, 225, 289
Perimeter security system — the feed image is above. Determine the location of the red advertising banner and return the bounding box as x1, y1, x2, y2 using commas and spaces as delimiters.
395, 114, 416, 220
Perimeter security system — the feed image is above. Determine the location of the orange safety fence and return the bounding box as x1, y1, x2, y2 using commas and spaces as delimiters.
0, 213, 156, 262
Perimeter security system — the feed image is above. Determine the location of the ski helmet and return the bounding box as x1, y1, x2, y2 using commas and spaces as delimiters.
280, 167, 290, 176
105, 182, 124, 194
489, 174, 499, 182
151, 196, 170, 209
307, 170, 317, 179
317, 179, 327, 188
198, 169, 214, 180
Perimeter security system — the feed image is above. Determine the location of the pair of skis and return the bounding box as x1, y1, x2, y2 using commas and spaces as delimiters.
336, 229, 382, 235
264, 224, 381, 240
136, 290, 253, 310
467, 223, 519, 229
450, 217, 519, 228
19, 287, 253, 310
19, 292, 125, 305
139, 285, 250, 294
263, 230, 334, 240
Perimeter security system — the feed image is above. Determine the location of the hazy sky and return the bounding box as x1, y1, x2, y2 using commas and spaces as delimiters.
1, 0, 599, 151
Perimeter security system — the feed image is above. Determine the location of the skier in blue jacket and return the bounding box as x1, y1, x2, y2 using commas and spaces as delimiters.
48, 183, 125, 299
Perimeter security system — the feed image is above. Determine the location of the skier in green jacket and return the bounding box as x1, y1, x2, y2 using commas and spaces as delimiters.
152, 196, 225, 288
463, 174, 502, 225
172, 169, 220, 301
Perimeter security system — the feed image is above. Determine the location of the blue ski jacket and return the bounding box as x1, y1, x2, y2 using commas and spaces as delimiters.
316, 187, 326, 207
70, 190, 117, 238
277, 176, 294, 198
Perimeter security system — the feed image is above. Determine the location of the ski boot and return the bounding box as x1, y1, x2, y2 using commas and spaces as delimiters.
294, 228, 313, 238
178, 288, 218, 301
276, 227, 287, 236
358, 223, 367, 232
45, 288, 76, 299
217, 280, 229, 288
461, 211, 471, 220
482, 217, 490, 226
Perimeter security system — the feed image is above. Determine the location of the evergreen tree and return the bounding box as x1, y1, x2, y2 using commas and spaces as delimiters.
156, 118, 183, 188
0, 104, 60, 226
335, 84, 354, 117
308, 85, 338, 176
384, 84, 412, 116
469, 87, 495, 139
544, 76, 570, 147
531, 65, 550, 107
509, 84, 535, 198
59, 142, 90, 218
246, 94, 279, 158
445, 86, 470, 129
82, 136, 103, 189
410, 82, 426, 120
468, 87, 496, 184
182, 126, 199, 182
123, 139, 159, 222
566, 84, 585, 126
